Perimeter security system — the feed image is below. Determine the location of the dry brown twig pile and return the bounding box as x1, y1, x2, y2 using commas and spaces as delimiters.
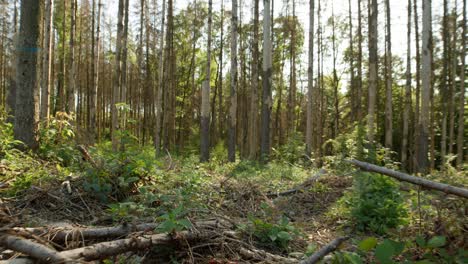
0, 218, 306, 263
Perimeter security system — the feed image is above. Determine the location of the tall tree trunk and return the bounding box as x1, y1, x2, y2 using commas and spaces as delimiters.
287, 0, 297, 137
318, 21, 324, 164
228, 0, 238, 162
162, 0, 175, 152
355, 0, 364, 159
40, 0, 54, 125
368, 0, 378, 155
316, 0, 322, 164
274, 52, 285, 146
448, 3, 457, 156
357, 0, 363, 121
14, 0, 42, 150
331, 3, 338, 139
456, 0, 466, 168
200, 0, 212, 162
111, 0, 125, 151
154, 0, 166, 155
413, 0, 421, 170
119, 0, 130, 152
384, 0, 393, 150
217, 0, 224, 145
418, 0, 432, 173
56, 0, 67, 114
139, 0, 147, 144
212, 0, 224, 146
67, 0, 76, 114
348, 0, 355, 122
260, 0, 272, 162
440, 0, 449, 168
402, 0, 412, 170
305, 0, 315, 157
6, 0, 18, 118
90, 0, 102, 144
248, 0, 259, 160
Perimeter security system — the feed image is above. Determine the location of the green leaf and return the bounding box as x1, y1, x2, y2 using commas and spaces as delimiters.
389, 240, 405, 255
427, 236, 446, 248
125, 177, 139, 184
414, 260, 434, 264
178, 218, 193, 229
305, 243, 317, 257
268, 233, 278, 242
358, 237, 378, 252
158, 220, 177, 233
277, 231, 292, 241
416, 235, 426, 247
375, 240, 395, 264
344, 253, 364, 264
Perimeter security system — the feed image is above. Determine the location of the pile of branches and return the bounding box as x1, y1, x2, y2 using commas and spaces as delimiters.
0, 218, 307, 263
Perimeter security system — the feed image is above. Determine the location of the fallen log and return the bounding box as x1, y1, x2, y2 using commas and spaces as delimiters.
0, 259, 35, 264
300, 236, 349, 264
10, 223, 158, 244
238, 247, 298, 263
57, 230, 211, 261
0, 235, 69, 263
347, 159, 468, 199
1, 219, 232, 262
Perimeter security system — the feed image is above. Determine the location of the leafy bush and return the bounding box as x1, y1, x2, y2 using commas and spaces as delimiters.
38, 112, 79, 166
0, 109, 23, 155
331, 235, 467, 264
83, 143, 159, 202
272, 131, 305, 164
349, 172, 407, 234
107, 202, 149, 222
156, 205, 192, 233
239, 215, 301, 250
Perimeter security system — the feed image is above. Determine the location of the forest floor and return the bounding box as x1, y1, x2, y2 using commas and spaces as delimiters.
0, 148, 359, 263
0, 143, 466, 263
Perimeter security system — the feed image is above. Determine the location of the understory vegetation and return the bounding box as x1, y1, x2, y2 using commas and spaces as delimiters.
0, 112, 466, 263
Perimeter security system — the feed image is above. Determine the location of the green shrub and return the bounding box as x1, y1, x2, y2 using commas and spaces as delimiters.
83, 143, 160, 202
330, 235, 467, 264
349, 172, 407, 234
156, 205, 192, 233
0, 109, 23, 155
272, 131, 305, 164
239, 215, 301, 250
38, 112, 79, 166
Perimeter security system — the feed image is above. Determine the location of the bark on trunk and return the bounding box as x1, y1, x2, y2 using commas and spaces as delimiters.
368, 0, 378, 151
154, 0, 166, 156
300, 237, 349, 264
402, 0, 412, 170
14, 0, 42, 150
456, 0, 466, 168
305, 0, 315, 157
248, 0, 259, 160
89, 0, 102, 144
440, 0, 449, 167
67, 0, 76, 114
448, 4, 457, 156
111, 0, 125, 151
228, 0, 238, 162
40, 0, 54, 126
348, 159, 468, 198
384, 0, 393, 150
260, 0, 272, 162
200, 0, 213, 162
417, 0, 432, 173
